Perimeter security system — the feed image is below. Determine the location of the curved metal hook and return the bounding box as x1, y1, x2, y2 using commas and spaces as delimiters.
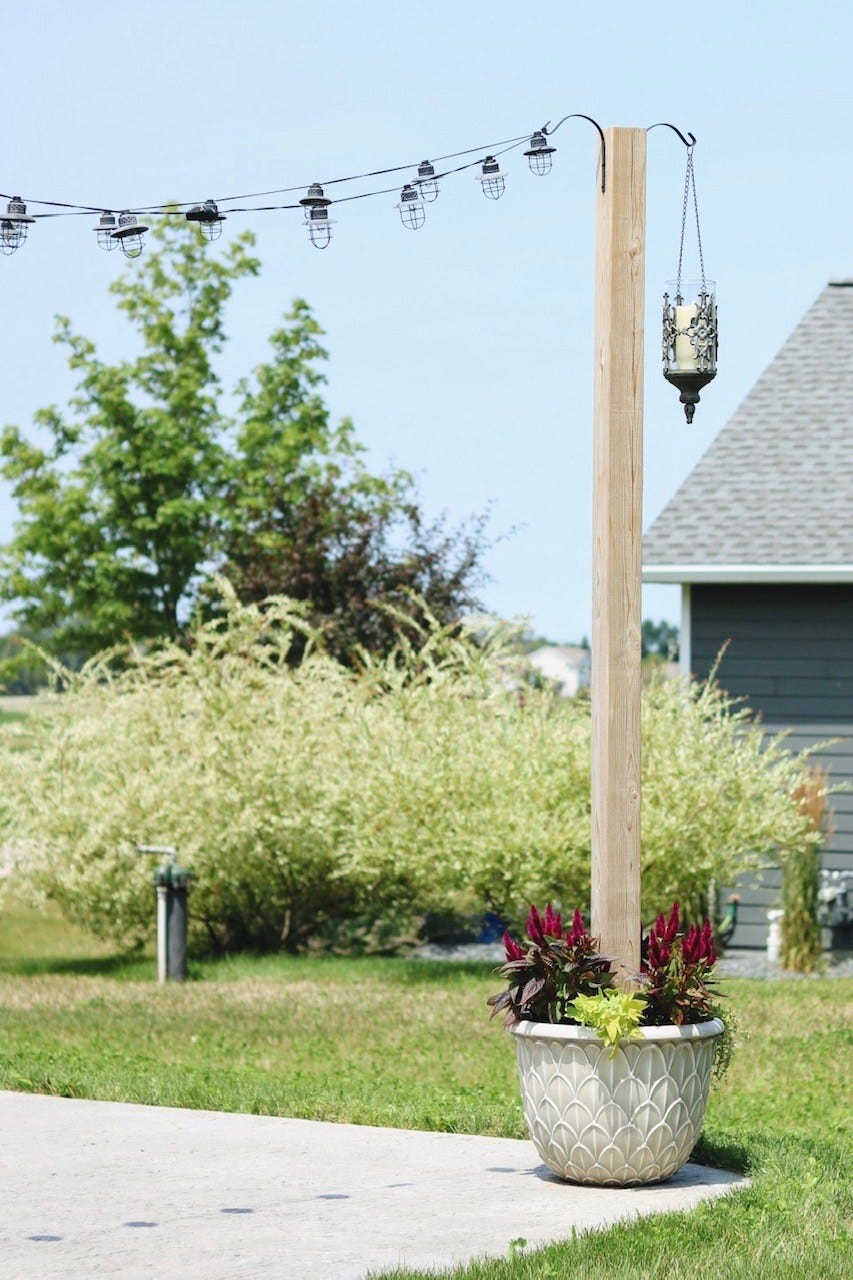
647, 122, 697, 149
543, 113, 606, 192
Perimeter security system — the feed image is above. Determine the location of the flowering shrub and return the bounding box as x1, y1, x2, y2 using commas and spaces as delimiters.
0, 590, 822, 952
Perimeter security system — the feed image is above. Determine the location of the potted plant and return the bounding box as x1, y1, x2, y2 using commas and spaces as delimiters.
489, 902, 728, 1187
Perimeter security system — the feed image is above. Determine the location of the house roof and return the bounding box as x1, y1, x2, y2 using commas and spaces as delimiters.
643, 280, 853, 583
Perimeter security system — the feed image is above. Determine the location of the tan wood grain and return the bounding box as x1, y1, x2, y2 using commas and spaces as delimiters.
590, 127, 646, 988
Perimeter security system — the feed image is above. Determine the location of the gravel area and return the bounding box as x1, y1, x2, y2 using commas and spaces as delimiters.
414, 942, 853, 978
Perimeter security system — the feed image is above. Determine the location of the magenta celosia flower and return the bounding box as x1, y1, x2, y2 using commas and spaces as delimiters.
566, 908, 587, 946
700, 919, 717, 966
542, 903, 562, 939
526, 904, 546, 945
682, 923, 702, 965
683, 919, 718, 966
647, 934, 671, 969
526, 902, 566, 946
502, 930, 526, 962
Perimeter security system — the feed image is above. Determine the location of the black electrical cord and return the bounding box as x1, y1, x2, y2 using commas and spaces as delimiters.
1, 117, 695, 224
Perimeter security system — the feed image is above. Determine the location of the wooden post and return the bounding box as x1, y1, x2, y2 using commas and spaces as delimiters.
590, 127, 646, 987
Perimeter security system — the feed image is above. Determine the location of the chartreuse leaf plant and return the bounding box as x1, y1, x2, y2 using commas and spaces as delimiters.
489, 900, 731, 1064
567, 991, 648, 1055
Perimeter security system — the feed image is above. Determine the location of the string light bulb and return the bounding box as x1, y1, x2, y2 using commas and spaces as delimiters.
415, 159, 439, 203
93, 211, 118, 251
299, 183, 334, 249
186, 199, 226, 242
524, 130, 556, 176
396, 183, 426, 230
478, 156, 506, 200
0, 196, 35, 255
111, 211, 149, 259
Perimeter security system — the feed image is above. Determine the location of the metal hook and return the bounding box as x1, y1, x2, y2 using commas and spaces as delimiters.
543, 114, 607, 192
647, 122, 697, 149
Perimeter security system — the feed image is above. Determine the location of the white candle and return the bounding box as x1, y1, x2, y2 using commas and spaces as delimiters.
674, 302, 698, 371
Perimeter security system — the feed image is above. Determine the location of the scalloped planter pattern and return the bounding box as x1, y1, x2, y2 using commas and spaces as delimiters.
509, 1018, 723, 1187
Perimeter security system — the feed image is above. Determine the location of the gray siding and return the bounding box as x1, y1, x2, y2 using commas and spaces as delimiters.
690, 584, 853, 949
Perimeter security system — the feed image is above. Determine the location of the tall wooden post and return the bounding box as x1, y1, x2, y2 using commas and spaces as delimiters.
591, 127, 646, 986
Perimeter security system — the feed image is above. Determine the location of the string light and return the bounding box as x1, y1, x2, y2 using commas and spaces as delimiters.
185, 199, 225, 241
94, 211, 118, 251
396, 183, 425, 230
0, 197, 35, 255
92, 208, 117, 248
524, 130, 556, 176
415, 159, 439, 203
112, 211, 149, 259
478, 156, 506, 200
299, 183, 334, 249
0, 117, 697, 259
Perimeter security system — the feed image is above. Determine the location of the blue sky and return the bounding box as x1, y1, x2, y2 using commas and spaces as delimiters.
2, 1, 851, 641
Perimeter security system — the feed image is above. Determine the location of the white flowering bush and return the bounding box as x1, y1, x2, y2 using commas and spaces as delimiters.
0, 592, 818, 950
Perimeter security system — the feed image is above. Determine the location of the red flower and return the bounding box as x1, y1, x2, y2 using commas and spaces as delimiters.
700, 919, 717, 966
502, 930, 526, 962
526, 904, 546, 945
526, 902, 563, 945
567, 908, 587, 946
543, 903, 563, 939
682, 923, 702, 965
648, 934, 671, 970
664, 901, 680, 944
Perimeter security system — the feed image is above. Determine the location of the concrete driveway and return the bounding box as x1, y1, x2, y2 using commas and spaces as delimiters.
1, 1091, 745, 1279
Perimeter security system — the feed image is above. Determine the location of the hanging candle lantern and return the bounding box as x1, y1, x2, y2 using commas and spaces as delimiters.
662, 147, 717, 422
111, 211, 149, 259
299, 183, 334, 249
523, 130, 556, 176
186, 199, 226, 242
93, 211, 118, 251
0, 196, 35, 255
396, 183, 425, 230
478, 156, 506, 200
415, 159, 439, 203
663, 280, 717, 423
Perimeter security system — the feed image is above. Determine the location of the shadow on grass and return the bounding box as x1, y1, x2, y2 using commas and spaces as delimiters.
180, 950, 501, 986
397, 957, 499, 982
0, 942, 499, 984
691, 1132, 751, 1175
0, 953, 152, 980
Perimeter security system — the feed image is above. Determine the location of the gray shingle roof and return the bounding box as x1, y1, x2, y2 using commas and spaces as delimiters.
643, 281, 853, 578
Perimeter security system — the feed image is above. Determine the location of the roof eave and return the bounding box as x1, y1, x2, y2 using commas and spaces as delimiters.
643, 563, 853, 583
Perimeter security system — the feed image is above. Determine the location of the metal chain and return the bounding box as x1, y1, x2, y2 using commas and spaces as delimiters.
676, 146, 706, 295
691, 154, 707, 289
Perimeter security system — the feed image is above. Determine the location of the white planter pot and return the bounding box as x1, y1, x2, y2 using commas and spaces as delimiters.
509, 1018, 723, 1187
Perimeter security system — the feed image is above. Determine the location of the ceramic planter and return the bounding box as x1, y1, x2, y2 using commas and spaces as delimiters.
509, 1018, 723, 1187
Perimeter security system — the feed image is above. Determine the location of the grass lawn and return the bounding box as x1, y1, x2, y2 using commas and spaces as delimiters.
1, 898, 851, 1279
0, 708, 28, 726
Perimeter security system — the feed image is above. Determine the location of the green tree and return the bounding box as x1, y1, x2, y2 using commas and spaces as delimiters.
221, 466, 488, 665
641, 618, 679, 661
211, 295, 488, 662
0, 220, 487, 659
0, 219, 259, 653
